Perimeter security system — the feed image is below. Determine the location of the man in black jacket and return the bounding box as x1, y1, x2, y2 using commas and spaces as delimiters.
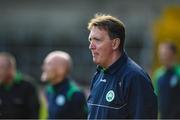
0, 52, 40, 119
87, 13, 157, 119
153, 42, 180, 118
41, 51, 87, 119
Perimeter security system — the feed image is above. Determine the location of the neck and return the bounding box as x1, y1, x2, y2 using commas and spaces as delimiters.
2, 76, 13, 86
103, 51, 122, 69
52, 76, 66, 85
165, 61, 176, 69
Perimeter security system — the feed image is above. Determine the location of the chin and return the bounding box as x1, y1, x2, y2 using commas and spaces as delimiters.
93, 60, 100, 65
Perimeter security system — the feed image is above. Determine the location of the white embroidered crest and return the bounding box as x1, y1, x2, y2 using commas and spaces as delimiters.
106, 90, 115, 102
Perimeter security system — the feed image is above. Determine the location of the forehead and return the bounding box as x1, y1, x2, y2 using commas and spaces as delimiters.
158, 44, 175, 56
44, 55, 67, 66
0, 56, 9, 67
159, 44, 170, 51
0, 56, 8, 63
89, 26, 109, 39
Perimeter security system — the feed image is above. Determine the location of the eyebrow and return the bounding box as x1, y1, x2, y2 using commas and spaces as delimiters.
89, 37, 101, 41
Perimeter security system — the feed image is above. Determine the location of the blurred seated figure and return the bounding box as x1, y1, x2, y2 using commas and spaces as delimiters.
41, 51, 87, 119
153, 42, 180, 118
0, 52, 40, 119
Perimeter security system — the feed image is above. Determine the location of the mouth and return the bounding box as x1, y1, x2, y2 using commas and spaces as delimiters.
41, 72, 47, 82
92, 52, 98, 57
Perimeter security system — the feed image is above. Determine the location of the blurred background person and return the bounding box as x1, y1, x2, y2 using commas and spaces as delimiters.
41, 50, 87, 119
0, 52, 40, 119
153, 42, 180, 118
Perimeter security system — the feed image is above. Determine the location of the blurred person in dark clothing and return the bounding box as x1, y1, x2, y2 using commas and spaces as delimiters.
41, 51, 87, 119
153, 42, 180, 118
87, 14, 157, 119
0, 52, 40, 119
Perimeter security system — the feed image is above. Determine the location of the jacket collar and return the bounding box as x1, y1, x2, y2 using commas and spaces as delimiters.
97, 51, 128, 75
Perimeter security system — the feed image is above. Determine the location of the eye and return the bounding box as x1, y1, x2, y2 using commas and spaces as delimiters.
88, 38, 92, 42
94, 38, 101, 42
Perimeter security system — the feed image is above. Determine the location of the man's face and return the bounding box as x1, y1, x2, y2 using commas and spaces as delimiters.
0, 56, 11, 82
158, 44, 175, 66
41, 56, 67, 84
41, 58, 56, 82
89, 26, 114, 68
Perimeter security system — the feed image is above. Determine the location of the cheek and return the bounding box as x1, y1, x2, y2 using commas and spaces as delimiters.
0, 73, 5, 80
57, 68, 66, 76
98, 43, 113, 55
44, 68, 55, 77
160, 53, 169, 60
0, 70, 7, 77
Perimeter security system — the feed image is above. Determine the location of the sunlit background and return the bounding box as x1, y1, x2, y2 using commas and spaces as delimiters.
0, 0, 179, 90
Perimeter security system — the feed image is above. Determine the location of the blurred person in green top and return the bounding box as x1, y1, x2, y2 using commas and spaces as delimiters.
41, 50, 87, 119
0, 52, 40, 119
153, 42, 180, 118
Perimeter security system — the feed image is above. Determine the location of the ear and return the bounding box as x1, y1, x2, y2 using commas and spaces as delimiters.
112, 38, 120, 50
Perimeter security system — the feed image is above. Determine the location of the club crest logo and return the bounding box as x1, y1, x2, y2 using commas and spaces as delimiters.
106, 90, 115, 102
56, 95, 66, 106
170, 75, 178, 87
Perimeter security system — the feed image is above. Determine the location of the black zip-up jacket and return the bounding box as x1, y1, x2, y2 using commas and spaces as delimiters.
158, 67, 180, 118
46, 78, 87, 119
0, 73, 40, 119
87, 51, 157, 119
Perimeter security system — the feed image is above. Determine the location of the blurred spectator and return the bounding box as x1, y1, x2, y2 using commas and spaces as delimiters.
0, 52, 40, 119
153, 42, 180, 118
41, 51, 87, 119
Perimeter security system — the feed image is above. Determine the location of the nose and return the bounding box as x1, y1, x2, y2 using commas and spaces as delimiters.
42, 63, 47, 72
89, 40, 96, 50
